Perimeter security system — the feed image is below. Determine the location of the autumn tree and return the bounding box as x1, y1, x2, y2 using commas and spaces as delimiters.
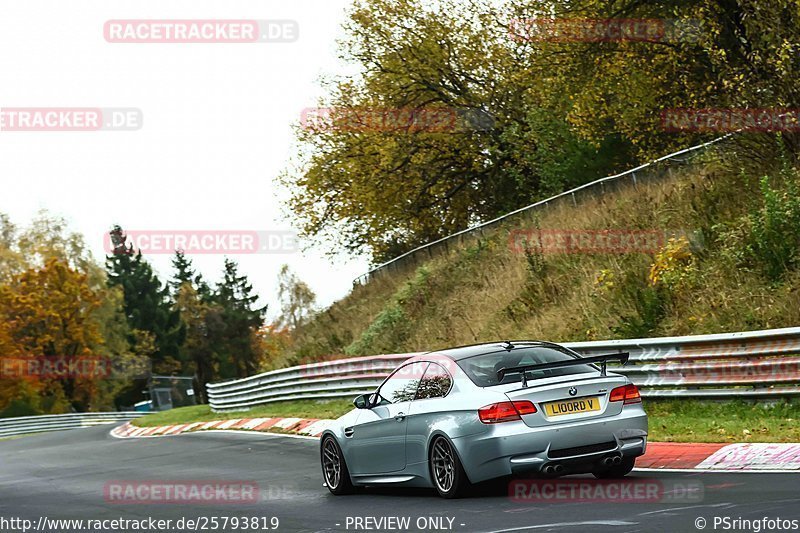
0, 213, 143, 414
255, 324, 292, 371
282, 0, 638, 260
0, 299, 31, 416
284, 0, 800, 261
0, 259, 104, 413
525, 0, 800, 155
1, 211, 98, 284
0, 214, 24, 284
276, 264, 317, 331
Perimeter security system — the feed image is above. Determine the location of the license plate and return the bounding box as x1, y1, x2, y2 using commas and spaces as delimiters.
544, 397, 601, 417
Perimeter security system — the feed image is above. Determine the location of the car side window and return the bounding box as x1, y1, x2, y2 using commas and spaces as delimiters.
375, 362, 429, 405
415, 362, 453, 400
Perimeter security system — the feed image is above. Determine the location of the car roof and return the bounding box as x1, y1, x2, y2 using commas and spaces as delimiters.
425, 340, 569, 361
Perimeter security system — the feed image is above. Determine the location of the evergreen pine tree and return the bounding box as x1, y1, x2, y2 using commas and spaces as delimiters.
105, 226, 186, 374
212, 258, 267, 379
170, 250, 210, 300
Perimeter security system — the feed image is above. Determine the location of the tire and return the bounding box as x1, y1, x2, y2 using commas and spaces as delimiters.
429, 436, 470, 498
321, 436, 355, 495
593, 456, 636, 479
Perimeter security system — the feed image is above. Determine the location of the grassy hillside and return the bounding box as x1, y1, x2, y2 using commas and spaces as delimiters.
287, 142, 800, 364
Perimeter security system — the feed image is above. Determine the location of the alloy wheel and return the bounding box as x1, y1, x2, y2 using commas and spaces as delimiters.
431, 438, 455, 493
322, 438, 341, 489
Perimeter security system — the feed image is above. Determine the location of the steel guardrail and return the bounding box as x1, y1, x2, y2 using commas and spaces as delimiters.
207, 326, 800, 411
0, 412, 145, 438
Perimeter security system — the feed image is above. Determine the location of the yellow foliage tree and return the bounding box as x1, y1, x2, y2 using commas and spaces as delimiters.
0, 259, 105, 413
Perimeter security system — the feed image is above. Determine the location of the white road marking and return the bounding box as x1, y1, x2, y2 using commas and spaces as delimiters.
482, 520, 637, 532
637, 502, 734, 516
634, 467, 800, 474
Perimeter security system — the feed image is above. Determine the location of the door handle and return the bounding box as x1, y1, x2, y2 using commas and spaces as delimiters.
395, 413, 406, 422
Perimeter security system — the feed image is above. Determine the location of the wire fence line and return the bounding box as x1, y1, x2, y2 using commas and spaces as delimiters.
353, 134, 734, 285
206, 326, 800, 412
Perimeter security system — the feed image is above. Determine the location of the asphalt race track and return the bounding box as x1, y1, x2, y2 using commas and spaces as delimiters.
1, 427, 799, 533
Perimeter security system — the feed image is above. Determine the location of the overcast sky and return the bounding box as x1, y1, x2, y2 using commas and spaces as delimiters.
0, 0, 370, 319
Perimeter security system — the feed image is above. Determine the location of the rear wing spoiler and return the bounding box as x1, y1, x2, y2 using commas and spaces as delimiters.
497, 352, 630, 385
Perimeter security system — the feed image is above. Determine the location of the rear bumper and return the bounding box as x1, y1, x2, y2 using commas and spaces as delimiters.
452, 406, 648, 483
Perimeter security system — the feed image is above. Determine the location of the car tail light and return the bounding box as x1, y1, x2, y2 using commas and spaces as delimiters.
478, 401, 537, 424
609, 384, 642, 405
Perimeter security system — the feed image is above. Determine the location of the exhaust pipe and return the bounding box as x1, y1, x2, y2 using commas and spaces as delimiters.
543, 464, 563, 475
601, 455, 623, 467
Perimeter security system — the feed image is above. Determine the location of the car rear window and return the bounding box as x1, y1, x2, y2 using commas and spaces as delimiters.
456, 346, 596, 387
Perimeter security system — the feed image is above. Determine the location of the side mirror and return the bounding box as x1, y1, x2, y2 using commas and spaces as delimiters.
353, 393, 372, 409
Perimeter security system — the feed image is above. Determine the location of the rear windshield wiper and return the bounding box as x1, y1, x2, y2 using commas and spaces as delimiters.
497, 352, 630, 387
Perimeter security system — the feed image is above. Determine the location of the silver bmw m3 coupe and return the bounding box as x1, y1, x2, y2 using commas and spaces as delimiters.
320, 341, 648, 498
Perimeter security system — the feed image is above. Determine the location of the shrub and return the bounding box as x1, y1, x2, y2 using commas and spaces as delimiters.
613, 283, 668, 339
648, 236, 697, 289
742, 176, 800, 281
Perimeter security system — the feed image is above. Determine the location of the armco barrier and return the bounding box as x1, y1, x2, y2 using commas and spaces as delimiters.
0, 412, 144, 439
207, 327, 800, 411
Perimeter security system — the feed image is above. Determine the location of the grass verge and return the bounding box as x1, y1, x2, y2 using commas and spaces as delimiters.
645, 399, 800, 443
131, 398, 800, 443
130, 399, 353, 428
